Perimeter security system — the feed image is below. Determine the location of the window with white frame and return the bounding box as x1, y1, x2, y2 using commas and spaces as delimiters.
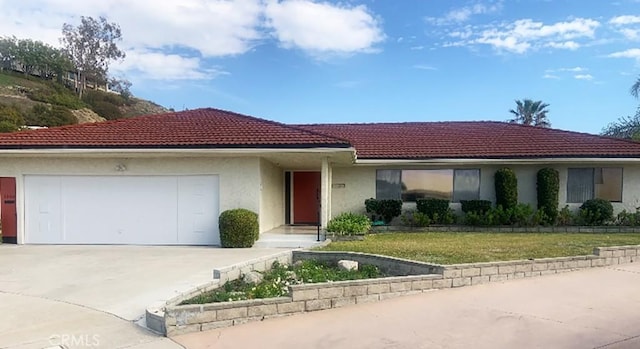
375, 169, 480, 202
567, 167, 622, 203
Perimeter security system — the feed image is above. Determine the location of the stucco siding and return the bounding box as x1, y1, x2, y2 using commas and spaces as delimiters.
330, 166, 375, 217
331, 163, 640, 218
0, 156, 263, 243
259, 159, 284, 233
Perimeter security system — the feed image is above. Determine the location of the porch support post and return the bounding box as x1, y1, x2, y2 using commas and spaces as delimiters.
320, 157, 330, 229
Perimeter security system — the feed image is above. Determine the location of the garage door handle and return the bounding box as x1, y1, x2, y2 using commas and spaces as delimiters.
4, 200, 15, 204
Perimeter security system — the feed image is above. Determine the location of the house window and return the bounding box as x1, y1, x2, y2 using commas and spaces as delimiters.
376, 170, 402, 200
567, 168, 622, 203
375, 169, 480, 202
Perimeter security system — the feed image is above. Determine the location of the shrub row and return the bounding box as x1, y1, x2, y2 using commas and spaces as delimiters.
365, 198, 402, 224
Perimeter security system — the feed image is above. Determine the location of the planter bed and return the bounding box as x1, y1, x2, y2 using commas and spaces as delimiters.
151, 246, 640, 337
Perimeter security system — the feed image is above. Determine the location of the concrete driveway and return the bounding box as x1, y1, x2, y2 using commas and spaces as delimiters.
174, 263, 640, 349
0, 245, 286, 349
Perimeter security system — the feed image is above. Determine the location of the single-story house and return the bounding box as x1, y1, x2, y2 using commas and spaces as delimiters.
0, 107, 639, 245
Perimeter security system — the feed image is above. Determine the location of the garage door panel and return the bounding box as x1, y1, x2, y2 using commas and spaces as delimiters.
178, 176, 219, 245
25, 176, 63, 243
60, 176, 180, 244
25, 175, 219, 245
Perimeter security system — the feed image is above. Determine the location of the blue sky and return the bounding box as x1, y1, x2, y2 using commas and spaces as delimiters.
2, 0, 640, 134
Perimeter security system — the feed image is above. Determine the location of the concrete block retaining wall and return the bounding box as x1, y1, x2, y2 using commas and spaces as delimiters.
158, 245, 640, 337
146, 250, 292, 335
164, 274, 442, 337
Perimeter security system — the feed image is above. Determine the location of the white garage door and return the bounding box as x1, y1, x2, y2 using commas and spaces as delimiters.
24, 175, 220, 245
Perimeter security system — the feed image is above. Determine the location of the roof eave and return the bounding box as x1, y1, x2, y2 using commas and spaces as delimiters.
355, 156, 640, 165
0, 142, 352, 150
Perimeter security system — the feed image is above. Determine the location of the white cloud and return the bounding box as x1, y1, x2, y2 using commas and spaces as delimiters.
546, 41, 580, 50
426, 1, 503, 25
608, 48, 640, 60
609, 15, 640, 41
543, 66, 591, 80
619, 28, 640, 40
574, 74, 593, 80
111, 49, 228, 80
0, 0, 263, 81
558, 66, 587, 72
264, 0, 384, 55
509, 18, 599, 40
412, 64, 437, 70
0, 0, 265, 56
441, 17, 600, 54
610, 15, 640, 25
476, 34, 530, 53
0, 0, 386, 80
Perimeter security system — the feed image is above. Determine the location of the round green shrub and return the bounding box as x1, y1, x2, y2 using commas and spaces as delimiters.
364, 198, 402, 224
219, 208, 259, 248
327, 212, 371, 236
580, 199, 614, 225
536, 168, 559, 224
494, 168, 518, 210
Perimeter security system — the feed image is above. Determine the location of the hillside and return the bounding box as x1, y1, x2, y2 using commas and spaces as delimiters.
0, 71, 169, 128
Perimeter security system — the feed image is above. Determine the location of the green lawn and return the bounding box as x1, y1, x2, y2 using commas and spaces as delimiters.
318, 232, 640, 264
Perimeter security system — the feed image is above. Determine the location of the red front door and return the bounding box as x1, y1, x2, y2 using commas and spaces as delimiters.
293, 172, 320, 224
0, 177, 17, 243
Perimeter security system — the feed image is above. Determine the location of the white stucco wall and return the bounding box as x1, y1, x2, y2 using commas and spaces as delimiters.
330, 166, 376, 217
330, 163, 640, 217
0, 155, 265, 243
259, 159, 284, 232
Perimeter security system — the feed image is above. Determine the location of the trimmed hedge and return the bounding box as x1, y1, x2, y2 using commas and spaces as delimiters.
580, 199, 614, 225
537, 168, 559, 224
460, 200, 492, 214
219, 208, 259, 248
416, 198, 455, 224
494, 168, 517, 210
364, 198, 402, 224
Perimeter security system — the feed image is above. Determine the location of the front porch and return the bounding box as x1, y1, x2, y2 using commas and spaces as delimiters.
254, 225, 327, 249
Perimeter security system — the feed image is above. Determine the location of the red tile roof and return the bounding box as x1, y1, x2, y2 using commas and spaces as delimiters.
0, 108, 350, 149
0, 108, 638, 159
297, 121, 640, 159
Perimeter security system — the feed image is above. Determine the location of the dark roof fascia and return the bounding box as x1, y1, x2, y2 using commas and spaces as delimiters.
356, 154, 640, 161
0, 143, 353, 151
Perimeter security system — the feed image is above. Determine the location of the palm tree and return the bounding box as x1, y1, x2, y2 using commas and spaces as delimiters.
508, 99, 551, 128
631, 76, 640, 99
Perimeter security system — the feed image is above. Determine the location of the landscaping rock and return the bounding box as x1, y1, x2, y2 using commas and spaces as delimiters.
242, 271, 264, 284
338, 260, 358, 271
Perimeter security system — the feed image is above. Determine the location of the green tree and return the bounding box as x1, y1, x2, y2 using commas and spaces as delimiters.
61, 16, 125, 98
108, 77, 132, 99
601, 110, 640, 139
0, 37, 72, 81
508, 99, 551, 127
0, 36, 17, 71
